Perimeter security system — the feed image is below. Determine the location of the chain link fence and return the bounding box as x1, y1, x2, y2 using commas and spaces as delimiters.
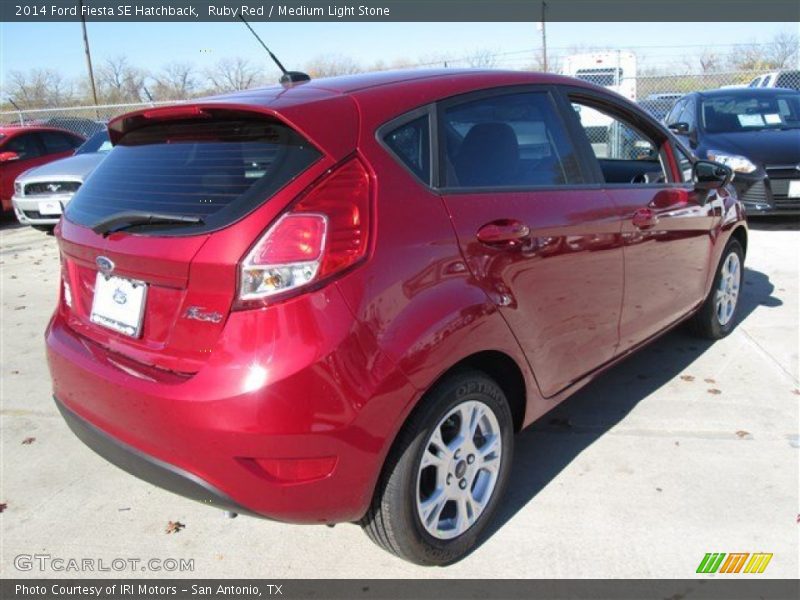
1, 68, 797, 142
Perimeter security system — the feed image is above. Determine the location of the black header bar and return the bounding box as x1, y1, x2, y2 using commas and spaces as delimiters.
3, 0, 799, 22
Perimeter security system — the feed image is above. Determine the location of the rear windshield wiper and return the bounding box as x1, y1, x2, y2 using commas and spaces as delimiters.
92, 211, 204, 236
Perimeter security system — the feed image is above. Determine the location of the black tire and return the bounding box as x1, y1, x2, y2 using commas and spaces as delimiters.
361, 370, 514, 565
688, 239, 744, 339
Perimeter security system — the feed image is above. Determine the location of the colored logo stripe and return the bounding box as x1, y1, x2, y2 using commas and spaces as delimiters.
697, 553, 726, 573
719, 553, 749, 573
697, 552, 773, 574
744, 553, 773, 573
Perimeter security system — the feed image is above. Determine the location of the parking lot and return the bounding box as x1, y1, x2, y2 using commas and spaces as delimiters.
0, 218, 797, 578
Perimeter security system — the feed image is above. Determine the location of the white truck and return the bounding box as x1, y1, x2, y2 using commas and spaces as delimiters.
562, 51, 637, 152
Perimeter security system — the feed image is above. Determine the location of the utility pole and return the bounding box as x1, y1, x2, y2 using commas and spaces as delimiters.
79, 0, 99, 107
8, 97, 24, 125
541, 1, 548, 72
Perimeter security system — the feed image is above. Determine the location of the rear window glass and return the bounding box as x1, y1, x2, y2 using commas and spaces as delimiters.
66, 117, 320, 234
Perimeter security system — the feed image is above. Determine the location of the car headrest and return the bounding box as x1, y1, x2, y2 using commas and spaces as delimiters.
455, 122, 519, 187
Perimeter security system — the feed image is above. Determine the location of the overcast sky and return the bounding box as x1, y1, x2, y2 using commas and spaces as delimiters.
1, 21, 795, 84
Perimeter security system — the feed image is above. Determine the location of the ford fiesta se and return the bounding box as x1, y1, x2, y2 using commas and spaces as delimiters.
47, 69, 747, 566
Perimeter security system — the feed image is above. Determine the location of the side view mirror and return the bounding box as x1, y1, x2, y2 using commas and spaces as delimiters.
668, 122, 690, 135
0, 151, 20, 163
693, 160, 732, 191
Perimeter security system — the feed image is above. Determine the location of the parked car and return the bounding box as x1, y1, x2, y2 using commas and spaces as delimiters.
12, 130, 111, 231
0, 126, 85, 214
748, 70, 800, 91
666, 87, 800, 215
47, 70, 746, 566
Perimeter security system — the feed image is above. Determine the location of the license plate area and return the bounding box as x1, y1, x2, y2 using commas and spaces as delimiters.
90, 274, 147, 338
39, 200, 62, 216
788, 180, 800, 198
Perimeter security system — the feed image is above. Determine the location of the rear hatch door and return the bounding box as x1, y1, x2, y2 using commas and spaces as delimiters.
58, 97, 357, 374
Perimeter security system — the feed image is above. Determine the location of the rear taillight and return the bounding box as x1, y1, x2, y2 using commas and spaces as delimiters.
235, 158, 371, 309
59, 253, 72, 310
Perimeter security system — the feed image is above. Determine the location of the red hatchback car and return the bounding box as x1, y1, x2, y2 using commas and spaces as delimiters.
47, 70, 747, 565
0, 126, 85, 213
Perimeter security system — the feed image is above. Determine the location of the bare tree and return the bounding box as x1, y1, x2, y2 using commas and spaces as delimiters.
7, 69, 75, 108
466, 49, 497, 69
525, 49, 560, 73
96, 56, 148, 103
206, 57, 263, 92
152, 62, 198, 100
728, 32, 799, 72
697, 48, 723, 75
304, 55, 362, 78
766, 31, 799, 69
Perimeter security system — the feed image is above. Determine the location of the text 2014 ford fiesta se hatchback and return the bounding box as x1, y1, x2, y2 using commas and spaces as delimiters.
47, 70, 747, 565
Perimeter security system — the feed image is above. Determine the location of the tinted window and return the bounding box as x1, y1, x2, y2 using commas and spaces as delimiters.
41, 131, 80, 154
665, 99, 685, 125
384, 116, 430, 183
4, 133, 42, 160
66, 117, 321, 234
442, 92, 583, 188
679, 98, 696, 128
75, 130, 112, 155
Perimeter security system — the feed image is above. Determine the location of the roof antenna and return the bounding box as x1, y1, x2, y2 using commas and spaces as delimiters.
238, 15, 311, 85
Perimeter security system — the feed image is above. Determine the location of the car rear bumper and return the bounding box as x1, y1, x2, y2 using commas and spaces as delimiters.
54, 395, 254, 516
46, 287, 416, 523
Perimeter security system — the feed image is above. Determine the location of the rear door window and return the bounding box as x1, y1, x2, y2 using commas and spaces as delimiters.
66, 116, 321, 234
440, 91, 584, 188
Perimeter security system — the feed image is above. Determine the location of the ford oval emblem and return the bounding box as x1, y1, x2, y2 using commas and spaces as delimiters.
112, 288, 127, 305
96, 256, 115, 275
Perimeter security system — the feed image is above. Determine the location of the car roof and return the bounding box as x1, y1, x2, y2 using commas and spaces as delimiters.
695, 87, 799, 98
0, 125, 84, 136
211, 69, 597, 107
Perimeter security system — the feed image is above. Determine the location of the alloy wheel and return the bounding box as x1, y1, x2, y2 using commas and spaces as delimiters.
415, 400, 502, 540
715, 251, 741, 326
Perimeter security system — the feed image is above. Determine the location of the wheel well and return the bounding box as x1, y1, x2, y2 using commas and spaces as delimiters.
730, 226, 747, 256
449, 351, 527, 432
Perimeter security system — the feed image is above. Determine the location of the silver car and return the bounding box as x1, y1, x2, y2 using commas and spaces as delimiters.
12, 130, 111, 231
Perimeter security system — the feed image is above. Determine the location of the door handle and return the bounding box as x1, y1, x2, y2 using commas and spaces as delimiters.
477, 219, 531, 248
632, 208, 658, 229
